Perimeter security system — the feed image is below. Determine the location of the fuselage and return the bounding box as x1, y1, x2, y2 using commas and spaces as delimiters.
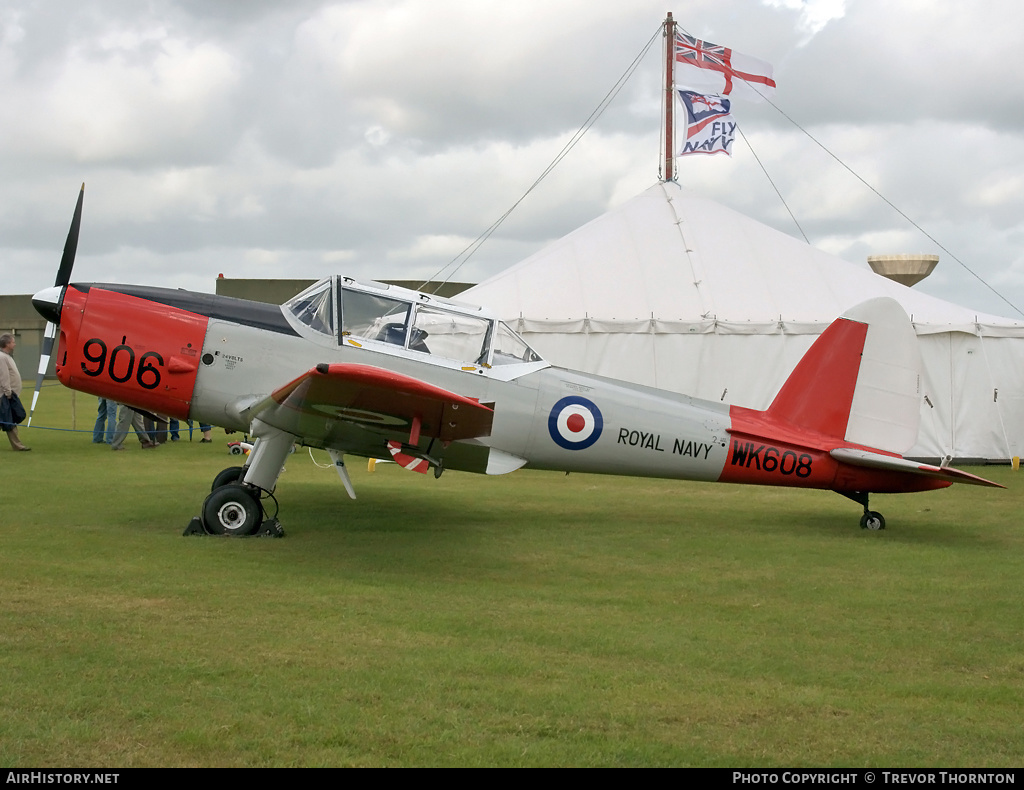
34, 278, 950, 496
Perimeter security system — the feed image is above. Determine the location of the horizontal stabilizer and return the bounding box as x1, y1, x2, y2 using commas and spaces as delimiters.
830, 448, 1004, 488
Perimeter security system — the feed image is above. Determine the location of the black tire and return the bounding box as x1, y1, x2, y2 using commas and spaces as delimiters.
859, 511, 886, 530
211, 466, 245, 492
202, 483, 262, 536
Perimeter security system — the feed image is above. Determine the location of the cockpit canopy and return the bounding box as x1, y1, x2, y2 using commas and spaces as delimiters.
284, 276, 543, 369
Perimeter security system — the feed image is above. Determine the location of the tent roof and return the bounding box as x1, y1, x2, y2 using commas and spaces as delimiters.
465, 181, 1024, 336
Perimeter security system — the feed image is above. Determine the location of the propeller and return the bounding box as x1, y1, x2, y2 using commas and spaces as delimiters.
55, 183, 84, 289
28, 183, 84, 426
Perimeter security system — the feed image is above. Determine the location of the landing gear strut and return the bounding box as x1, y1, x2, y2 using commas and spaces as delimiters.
840, 491, 886, 530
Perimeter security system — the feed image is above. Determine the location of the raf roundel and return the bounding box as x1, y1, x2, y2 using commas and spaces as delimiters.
548, 396, 604, 450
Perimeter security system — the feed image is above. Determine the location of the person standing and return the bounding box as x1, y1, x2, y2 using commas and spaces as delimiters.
110, 402, 156, 451
0, 334, 30, 451
93, 397, 117, 444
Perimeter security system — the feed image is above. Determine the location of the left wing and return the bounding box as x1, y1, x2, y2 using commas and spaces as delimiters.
239, 363, 494, 454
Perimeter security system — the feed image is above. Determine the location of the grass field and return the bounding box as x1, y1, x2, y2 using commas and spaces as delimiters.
1, 385, 1022, 767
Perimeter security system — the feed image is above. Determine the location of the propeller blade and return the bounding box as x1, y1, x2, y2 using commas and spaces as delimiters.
27, 322, 57, 427
28, 185, 85, 426
55, 183, 84, 287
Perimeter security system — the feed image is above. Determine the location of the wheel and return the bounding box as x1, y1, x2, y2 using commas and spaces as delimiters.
202, 483, 262, 536
211, 466, 245, 492
860, 511, 886, 530
229, 443, 244, 456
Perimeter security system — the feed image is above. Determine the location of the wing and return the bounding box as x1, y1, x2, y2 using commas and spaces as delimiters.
238, 363, 494, 455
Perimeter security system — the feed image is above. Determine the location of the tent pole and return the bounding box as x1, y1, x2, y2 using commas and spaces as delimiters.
664, 12, 675, 183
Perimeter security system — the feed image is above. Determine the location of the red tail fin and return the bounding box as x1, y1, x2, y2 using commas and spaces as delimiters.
723, 299, 998, 492
765, 317, 868, 439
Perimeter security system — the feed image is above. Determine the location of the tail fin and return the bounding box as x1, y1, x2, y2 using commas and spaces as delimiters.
733, 298, 1002, 491
765, 297, 921, 454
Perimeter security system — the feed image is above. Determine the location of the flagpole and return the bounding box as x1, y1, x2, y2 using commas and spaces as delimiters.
664, 12, 675, 182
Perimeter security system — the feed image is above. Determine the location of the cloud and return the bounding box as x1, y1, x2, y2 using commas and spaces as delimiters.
1, 0, 1023, 321
762, 0, 849, 40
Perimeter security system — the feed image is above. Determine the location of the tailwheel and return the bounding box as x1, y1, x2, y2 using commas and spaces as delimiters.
202, 483, 263, 536
839, 491, 886, 530
859, 511, 886, 530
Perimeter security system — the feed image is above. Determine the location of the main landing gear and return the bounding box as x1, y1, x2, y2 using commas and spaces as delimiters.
184, 419, 292, 537
184, 474, 284, 537
839, 491, 886, 530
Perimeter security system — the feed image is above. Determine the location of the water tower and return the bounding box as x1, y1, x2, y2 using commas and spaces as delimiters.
867, 254, 939, 287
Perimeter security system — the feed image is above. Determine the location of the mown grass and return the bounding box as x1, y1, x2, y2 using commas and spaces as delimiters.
1, 384, 1022, 766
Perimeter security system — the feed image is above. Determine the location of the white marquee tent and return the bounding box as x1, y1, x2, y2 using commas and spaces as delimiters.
465, 181, 1024, 461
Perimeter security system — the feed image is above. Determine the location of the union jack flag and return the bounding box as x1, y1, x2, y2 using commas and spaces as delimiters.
674, 32, 775, 102
675, 34, 730, 73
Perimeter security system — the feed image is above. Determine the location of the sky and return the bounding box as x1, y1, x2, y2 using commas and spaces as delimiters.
2, 0, 1023, 319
